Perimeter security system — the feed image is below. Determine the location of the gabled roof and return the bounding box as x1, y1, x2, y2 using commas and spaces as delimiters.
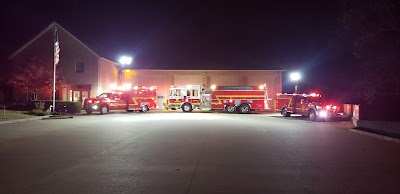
9, 21, 100, 59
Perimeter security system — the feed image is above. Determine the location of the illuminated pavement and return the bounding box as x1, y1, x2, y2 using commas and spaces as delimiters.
0, 112, 400, 193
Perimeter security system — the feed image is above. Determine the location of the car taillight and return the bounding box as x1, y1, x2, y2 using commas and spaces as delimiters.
325, 105, 331, 110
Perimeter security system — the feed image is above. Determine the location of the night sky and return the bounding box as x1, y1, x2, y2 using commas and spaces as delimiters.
0, 0, 355, 100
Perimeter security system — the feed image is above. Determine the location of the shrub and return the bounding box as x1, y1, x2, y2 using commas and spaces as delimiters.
32, 101, 82, 114
5, 101, 82, 114
29, 101, 49, 116
35, 101, 45, 110
5, 102, 30, 111
30, 109, 50, 116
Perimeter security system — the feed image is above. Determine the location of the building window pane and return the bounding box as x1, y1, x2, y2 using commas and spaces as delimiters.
69, 90, 73, 101
75, 61, 84, 73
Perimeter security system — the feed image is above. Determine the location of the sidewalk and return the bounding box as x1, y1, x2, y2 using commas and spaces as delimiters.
0, 116, 49, 125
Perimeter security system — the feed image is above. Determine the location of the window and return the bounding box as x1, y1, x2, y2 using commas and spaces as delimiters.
192, 89, 199, 97
112, 94, 120, 99
98, 93, 112, 98
69, 90, 73, 101
75, 61, 84, 73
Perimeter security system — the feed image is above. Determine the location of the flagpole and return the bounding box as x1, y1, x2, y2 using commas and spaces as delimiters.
53, 27, 57, 113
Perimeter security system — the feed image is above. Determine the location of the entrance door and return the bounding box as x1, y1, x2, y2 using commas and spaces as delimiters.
73, 91, 80, 102
200, 94, 212, 111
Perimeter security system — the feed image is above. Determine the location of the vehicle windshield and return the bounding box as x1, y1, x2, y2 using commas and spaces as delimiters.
97, 93, 112, 98
170, 89, 184, 97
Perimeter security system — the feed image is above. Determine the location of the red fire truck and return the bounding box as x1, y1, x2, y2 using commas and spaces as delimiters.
83, 84, 157, 114
275, 93, 340, 121
165, 84, 271, 113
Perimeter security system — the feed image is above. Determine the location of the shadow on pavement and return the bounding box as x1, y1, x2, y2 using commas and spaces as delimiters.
271, 115, 351, 122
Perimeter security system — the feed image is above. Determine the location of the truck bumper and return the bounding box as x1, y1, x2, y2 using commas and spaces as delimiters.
84, 104, 99, 112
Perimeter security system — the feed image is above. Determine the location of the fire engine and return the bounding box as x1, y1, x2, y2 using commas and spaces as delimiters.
275, 93, 340, 121
165, 84, 270, 113
83, 84, 157, 115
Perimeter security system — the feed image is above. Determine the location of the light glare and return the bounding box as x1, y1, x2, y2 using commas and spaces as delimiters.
290, 72, 301, 81
119, 56, 133, 65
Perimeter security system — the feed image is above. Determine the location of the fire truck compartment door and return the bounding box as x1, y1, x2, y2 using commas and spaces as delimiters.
200, 94, 212, 111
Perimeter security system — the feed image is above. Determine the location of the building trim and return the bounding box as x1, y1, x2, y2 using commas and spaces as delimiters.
9, 21, 100, 59
99, 57, 118, 65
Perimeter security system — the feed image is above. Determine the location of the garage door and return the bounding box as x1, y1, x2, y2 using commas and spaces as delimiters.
137, 75, 171, 109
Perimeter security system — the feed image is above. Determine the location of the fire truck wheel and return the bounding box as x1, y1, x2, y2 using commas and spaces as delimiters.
308, 109, 317, 121
239, 104, 251, 114
282, 108, 291, 117
140, 105, 149, 113
182, 103, 193, 112
225, 104, 236, 113
100, 106, 108, 115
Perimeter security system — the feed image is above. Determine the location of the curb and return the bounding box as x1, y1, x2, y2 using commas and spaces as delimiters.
348, 129, 400, 144
0, 116, 49, 125
42, 116, 73, 120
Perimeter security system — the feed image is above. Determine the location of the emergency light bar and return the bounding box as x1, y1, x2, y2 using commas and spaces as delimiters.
109, 83, 157, 91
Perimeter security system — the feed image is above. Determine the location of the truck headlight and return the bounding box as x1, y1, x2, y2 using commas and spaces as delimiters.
319, 110, 327, 117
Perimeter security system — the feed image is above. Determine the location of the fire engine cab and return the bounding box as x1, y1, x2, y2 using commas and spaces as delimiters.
276, 93, 340, 121
165, 84, 270, 113
83, 84, 157, 114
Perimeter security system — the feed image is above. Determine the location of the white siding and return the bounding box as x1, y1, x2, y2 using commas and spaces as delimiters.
210, 76, 237, 86
173, 75, 202, 86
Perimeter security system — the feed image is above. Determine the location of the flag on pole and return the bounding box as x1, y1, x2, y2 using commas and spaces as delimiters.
52, 27, 59, 112
54, 27, 60, 65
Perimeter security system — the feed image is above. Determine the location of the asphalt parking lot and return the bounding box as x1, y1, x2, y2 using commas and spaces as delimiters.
1, 111, 399, 193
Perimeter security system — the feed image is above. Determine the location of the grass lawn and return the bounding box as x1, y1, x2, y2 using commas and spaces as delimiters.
0, 110, 35, 122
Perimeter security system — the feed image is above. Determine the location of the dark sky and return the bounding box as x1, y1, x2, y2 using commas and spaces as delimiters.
0, 0, 354, 98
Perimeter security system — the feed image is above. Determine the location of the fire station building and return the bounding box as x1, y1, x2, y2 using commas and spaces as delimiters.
9, 22, 283, 110
124, 70, 283, 110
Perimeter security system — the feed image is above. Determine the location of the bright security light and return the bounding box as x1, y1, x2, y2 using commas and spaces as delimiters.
110, 83, 117, 90
290, 72, 301, 81
119, 56, 133, 65
123, 83, 132, 90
